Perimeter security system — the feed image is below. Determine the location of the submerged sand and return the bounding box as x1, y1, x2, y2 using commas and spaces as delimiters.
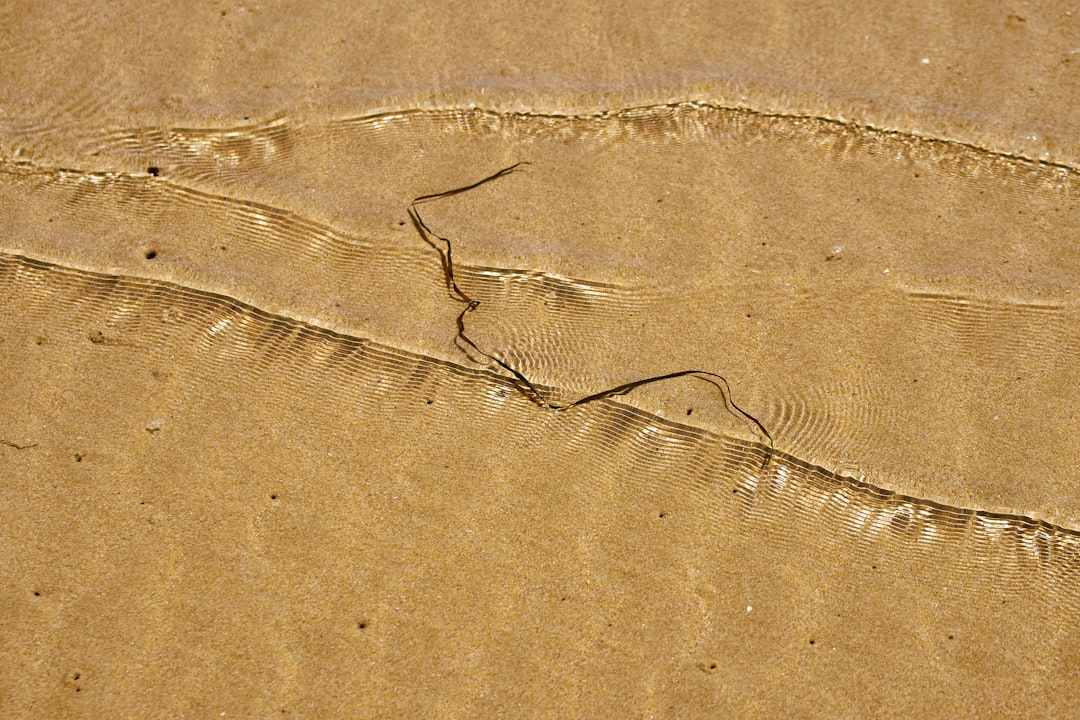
1, 2, 1079, 717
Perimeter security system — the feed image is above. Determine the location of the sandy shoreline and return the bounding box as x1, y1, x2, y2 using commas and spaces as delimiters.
2, 2, 1079, 716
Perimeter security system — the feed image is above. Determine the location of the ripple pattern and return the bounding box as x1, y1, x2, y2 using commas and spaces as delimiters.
4, 249, 1078, 606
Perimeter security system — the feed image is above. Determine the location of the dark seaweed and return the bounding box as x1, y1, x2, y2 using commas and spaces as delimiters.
409, 163, 773, 465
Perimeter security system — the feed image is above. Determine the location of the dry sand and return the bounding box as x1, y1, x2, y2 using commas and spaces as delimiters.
1, 1, 1079, 717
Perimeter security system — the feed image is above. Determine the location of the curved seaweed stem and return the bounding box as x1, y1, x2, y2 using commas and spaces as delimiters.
409, 163, 774, 466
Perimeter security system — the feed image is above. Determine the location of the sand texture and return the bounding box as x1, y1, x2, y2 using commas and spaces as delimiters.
1, 1, 1079, 717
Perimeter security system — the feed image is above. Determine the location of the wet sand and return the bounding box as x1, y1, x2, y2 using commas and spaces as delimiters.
2, 2, 1079, 717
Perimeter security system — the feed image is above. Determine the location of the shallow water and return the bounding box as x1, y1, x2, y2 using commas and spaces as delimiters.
2, 2, 1079, 717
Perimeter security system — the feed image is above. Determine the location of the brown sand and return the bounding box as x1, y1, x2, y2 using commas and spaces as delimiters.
2, 2, 1079, 717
